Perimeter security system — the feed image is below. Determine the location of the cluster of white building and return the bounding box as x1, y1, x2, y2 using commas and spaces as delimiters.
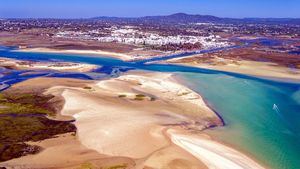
55, 26, 231, 49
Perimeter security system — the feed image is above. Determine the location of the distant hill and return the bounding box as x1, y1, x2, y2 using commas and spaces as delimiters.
91, 13, 300, 25
140, 13, 222, 23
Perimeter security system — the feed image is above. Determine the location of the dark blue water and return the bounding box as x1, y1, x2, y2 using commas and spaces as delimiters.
289, 50, 300, 55
0, 47, 300, 169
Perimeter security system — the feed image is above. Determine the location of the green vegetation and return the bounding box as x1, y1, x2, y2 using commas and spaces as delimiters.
78, 162, 95, 169
83, 86, 92, 90
0, 92, 76, 162
118, 94, 127, 98
134, 94, 146, 101
177, 92, 190, 96
0, 93, 55, 116
76, 162, 127, 169
106, 164, 127, 169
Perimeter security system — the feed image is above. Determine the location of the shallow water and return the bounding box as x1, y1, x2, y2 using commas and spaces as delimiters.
0, 48, 300, 169
179, 73, 300, 169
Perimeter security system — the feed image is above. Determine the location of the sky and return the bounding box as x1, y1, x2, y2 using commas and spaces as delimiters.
0, 0, 299, 19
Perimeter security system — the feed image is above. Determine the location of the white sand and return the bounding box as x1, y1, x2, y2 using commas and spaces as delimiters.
18, 47, 132, 61
37, 72, 264, 168
45, 72, 220, 160
170, 133, 265, 169
168, 57, 300, 80
116, 73, 215, 117
0, 57, 98, 72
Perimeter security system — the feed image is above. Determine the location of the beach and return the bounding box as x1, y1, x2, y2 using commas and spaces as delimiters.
166, 56, 300, 81
0, 71, 266, 169
18, 47, 168, 61
0, 57, 99, 72
17, 47, 300, 81
169, 131, 265, 169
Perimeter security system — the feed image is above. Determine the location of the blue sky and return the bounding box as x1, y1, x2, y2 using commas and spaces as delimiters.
0, 0, 299, 18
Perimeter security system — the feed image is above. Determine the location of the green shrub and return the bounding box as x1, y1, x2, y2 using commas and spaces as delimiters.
78, 162, 94, 169
106, 164, 127, 169
0, 92, 76, 162
118, 94, 127, 98
134, 94, 146, 101
83, 86, 92, 90
135, 94, 145, 98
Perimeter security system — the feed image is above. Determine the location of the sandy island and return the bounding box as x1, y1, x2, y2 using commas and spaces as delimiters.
0, 71, 265, 169
0, 57, 99, 72
17, 47, 175, 62
18, 47, 132, 61
166, 56, 300, 81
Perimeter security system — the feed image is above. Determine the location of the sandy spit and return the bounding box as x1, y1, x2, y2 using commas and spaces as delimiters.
169, 131, 265, 169
18, 47, 133, 61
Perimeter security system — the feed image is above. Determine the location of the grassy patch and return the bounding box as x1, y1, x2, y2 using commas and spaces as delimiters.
0, 92, 76, 162
106, 164, 127, 169
78, 162, 95, 169
134, 94, 146, 101
177, 92, 190, 96
83, 86, 92, 90
118, 94, 127, 98
0, 143, 40, 162
0, 93, 55, 116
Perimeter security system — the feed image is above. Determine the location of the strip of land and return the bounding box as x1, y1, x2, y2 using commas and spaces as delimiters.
18, 47, 170, 61
169, 130, 265, 169
16, 46, 300, 80
18, 47, 133, 61
0, 57, 99, 72
166, 54, 300, 81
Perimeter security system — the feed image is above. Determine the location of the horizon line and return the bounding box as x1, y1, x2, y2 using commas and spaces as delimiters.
1, 13, 300, 20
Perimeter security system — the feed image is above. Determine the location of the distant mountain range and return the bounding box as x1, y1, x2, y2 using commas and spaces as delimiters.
92, 13, 300, 25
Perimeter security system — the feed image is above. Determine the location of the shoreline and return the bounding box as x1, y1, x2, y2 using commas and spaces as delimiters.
173, 74, 226, 126
168, 130, 265, 169
167, 60, 300, 82
0, 69, 266, 168
16, 47, 300, 82
2, 71, 262, 168
17, 47, 134, 61
0, 57, 99, 72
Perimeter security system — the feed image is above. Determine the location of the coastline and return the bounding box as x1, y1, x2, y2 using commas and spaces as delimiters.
0, 71, 265, 168
16, 47, 300, 81
16, 47, 181, 62
17, 47, 134, 61
0, 45, 269, 168
166, 59, 300, 81
0, 57, 99, 72
56, 71, 264, 169
168, 130, 265, 169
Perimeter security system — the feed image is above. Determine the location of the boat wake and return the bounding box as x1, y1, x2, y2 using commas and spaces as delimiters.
272, 104, 280, 113
272, 103, 285, 120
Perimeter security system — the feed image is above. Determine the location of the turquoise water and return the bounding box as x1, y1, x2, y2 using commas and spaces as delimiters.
180, 73, 300, 169
1, 48, 300, 168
